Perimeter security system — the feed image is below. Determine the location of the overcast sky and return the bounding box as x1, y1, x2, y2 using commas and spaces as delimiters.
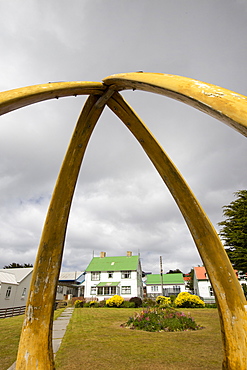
0, 0, 246, 274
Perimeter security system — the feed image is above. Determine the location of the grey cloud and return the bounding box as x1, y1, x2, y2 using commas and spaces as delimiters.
0, 1, 246, 274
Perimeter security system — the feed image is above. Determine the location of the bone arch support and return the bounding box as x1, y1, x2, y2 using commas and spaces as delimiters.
0, 74, 245, 370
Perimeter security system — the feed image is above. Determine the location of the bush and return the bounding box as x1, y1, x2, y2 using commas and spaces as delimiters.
98, 300, 107, 307
142, 298, 156, 307
174, 292, 205, 308
155, 296, 171, 307
89, 300, 99, 307
74, 300, 83, 308
205, 303, 217, 308
122, 307, 203, 332
169, 295, 176, 304
121, 301, 135, 308
129, 297, 142, 308
106, 295, 124, 307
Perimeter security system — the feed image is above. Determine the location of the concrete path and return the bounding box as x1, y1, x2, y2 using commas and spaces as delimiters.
7, 306, 74, 370
52, 306, 74, 354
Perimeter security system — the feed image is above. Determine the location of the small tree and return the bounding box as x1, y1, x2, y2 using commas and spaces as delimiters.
218, 190, 247, 273
185, 269, 194, 293
166, 269, 183, 274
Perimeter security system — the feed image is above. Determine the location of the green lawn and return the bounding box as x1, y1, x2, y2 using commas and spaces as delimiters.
55, 308, 223, 370
0, 308, 223, 370
0, 308, 66, 370
0, 314, 24, 370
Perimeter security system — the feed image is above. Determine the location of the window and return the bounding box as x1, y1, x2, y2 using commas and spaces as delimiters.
5, 286, 11, 299
122, 286, 131, 294
91, 272, 100, 281
66, 288, 73, 295
121, 271, 131, 279
21, 287, 27, 299
57, 285, 63, 294
151, 286, 159, 292
173, 286, 181, 294
97, 286, 117, 295
108, 271, 113, 278
209, 287, 214, 296
90, 286, 97, 295
104, 286, 110, 295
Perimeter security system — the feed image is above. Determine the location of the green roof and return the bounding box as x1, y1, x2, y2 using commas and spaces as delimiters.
85, 255, 139, 272
145, 273, 184, 285
97, 282, 120, 287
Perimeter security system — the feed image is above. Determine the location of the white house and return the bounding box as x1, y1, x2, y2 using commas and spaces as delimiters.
84, 251, 143, 301
0, 268, 33, 309
145, 273, 186, 298
193, 266, 215, 303
194, 266, 247, 303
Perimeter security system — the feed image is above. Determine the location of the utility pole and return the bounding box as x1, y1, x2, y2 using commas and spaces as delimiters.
160, 256, 164, 296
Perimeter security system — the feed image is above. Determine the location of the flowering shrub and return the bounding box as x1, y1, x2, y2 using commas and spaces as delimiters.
74, 300, 83, 308
122, 307, 203, 332
142, 298, 156, 307
106, 295, 124, 307
156, 296, 171, 307
89, 300, 98, 307
174, 292, 205, 308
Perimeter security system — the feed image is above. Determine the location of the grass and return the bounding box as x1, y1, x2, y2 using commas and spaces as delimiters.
0, 308, 66, 370
55, 308, 223, 370
0, 307, 222, 370
0, 314, 24, 370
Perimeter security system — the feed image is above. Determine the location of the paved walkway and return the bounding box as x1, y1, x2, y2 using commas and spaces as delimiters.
8, 306, 74, 370
52, 306, 74, 354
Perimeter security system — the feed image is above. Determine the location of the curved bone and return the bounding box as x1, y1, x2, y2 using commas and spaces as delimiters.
103, 72, 247, 137
0, 81, 105, 115
107, 91, 247, 369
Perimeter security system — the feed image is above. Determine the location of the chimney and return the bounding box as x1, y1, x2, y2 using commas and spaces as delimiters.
100, 252, 106, 258
127, 251, 132, 257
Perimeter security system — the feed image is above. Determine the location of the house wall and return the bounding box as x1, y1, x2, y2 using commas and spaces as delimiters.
14, 272, 33, 307
0, 283, 18, 308
0, 272, 32, 309
195, 280, 210, 298
84, 268, 143, 301
146, 283, 186, 298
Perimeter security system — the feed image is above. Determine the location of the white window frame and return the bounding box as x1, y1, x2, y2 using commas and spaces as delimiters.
121, 286, 131, 294
57, 285, 63, 294
91, 271, 100, 281
151, 285, 159, 292
5, 286, 12, 299
108, 271, 113, 278
21, 287, 27, 299
90, 286, 97, 295
173, 285, 181, 293
121, 271, 131, 279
